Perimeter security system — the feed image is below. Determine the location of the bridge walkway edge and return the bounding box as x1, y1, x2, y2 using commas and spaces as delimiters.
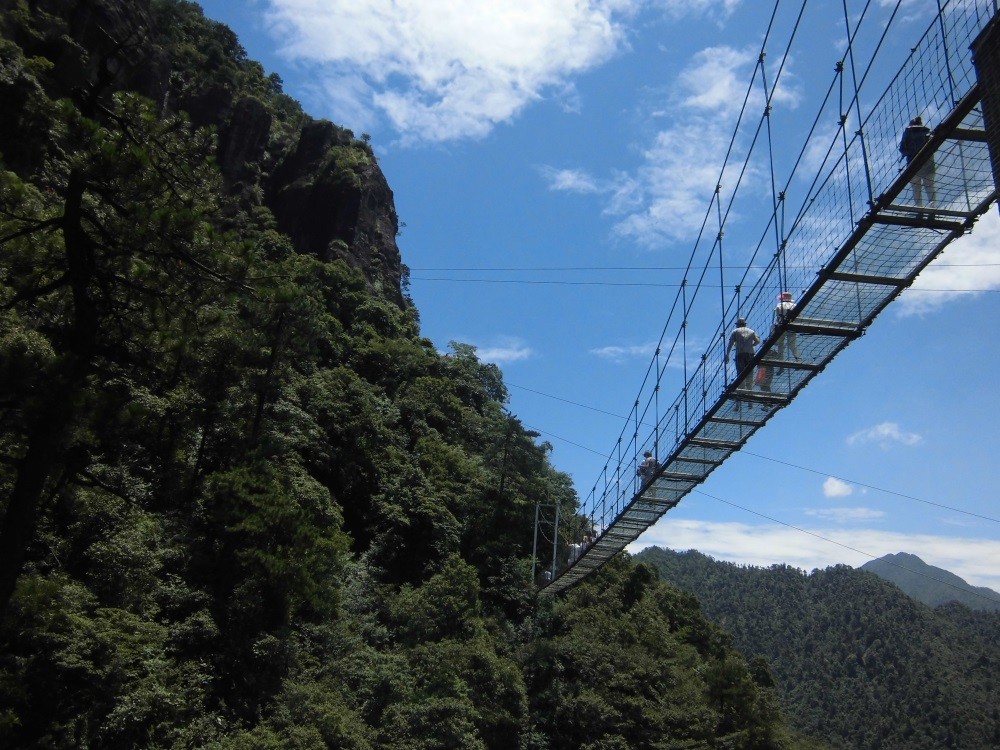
540, 85, 996, 595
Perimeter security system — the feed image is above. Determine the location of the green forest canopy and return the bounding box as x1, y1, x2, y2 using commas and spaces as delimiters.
0, 2, 826, 748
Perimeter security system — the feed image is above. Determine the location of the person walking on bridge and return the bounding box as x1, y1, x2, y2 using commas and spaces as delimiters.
773, 291, 800, 362
637, 450, 657, 484
727, 317, 760, 382
899, 116, 936, 209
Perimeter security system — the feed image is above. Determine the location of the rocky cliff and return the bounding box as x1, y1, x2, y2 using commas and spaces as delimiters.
1, 0, 405, 304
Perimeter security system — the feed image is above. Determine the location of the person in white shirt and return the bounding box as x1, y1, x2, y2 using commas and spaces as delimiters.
773, 292, 799, 361
727, 317, 760, 380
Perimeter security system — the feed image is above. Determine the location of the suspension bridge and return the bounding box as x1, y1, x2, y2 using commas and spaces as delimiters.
536, 0, 1000, 593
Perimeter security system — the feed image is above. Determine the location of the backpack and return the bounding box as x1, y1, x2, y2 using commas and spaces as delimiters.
775, 302, 793, 327
901, 124, 930, 160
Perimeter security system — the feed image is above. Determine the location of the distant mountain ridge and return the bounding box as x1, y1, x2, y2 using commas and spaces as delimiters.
636, 546, 1000, 750
860, 551, 1000, 611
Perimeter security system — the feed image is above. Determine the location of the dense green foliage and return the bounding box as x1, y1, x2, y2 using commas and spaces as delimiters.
0, 2, 822, 747
523, 559, 832, 750
639, 547, 1000, 750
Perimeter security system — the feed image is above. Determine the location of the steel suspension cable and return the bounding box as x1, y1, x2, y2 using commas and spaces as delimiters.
938, 0, 959, 103
621, 0, 786, 371
784, 0, 904, 240
838, 43, 866, 322
716, 184, 727, 381
701, 0, 813, 351
660, 0, 813, 411
584, 0, 922, 529
760, 55, 785, 298
843, 0, 878, 207
582, 0, 914, 537
711, 0, 905, 327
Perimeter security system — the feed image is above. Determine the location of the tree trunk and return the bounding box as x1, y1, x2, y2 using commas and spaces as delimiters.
0, 398, 74, 619
0, 170, 95, 621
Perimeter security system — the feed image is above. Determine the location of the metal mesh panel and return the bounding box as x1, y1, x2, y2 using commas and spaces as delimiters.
697, 419, 756, 445
669, 459, 714, 477
781, 331, 854, 367
541, 0, 999, 594
805, 280, 897, 326
842, 224, 949, 278
758, 365, 812, 396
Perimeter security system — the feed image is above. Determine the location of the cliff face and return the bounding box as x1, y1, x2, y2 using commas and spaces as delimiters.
267, 120, 403, 300
3, 0, 405, 305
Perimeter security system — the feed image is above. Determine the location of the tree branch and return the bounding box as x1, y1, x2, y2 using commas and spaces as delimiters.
0, 216, 61, 245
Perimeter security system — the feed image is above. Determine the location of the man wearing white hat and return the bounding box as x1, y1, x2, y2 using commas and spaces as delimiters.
774, 292, 799, 361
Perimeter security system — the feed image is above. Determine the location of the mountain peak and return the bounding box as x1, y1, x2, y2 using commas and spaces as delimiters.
860, 552, 1000, 611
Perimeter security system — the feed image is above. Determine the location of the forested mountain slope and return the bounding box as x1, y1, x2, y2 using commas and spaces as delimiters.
0, 2, 825, 747
639, 547, 1000, 750
861, 552, 1000, 611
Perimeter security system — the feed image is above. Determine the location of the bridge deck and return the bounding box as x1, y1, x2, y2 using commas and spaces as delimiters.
541, 80, 997, 594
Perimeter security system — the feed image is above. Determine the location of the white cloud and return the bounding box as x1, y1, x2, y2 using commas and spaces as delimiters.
796, 119, 843, 185
609, 121, 739, 245
677, 45, 755, 115
806, 507, 885, 522
474, 336, 533, 364
606, 43, 800, 246
630, 518, 1000, 590
878, 0, 937, 23
605, 172, 644, 214
654, 0, 743, 18
264, 0, 640, 143
540, 167, 644, 219
553, 81, 584, 114
898, 209, 1000, 316
313, 73, 379, 134
589, 335, 710, 367
823, 476, 854, 497
540, 166, 603, 194
847, 421, 922, 448
590, 342, 658, 361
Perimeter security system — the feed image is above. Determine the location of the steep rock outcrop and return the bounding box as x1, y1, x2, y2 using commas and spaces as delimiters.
267, 120, 403, 304
4, 0, 405, 306
219, 95, 272, 177
0, 0, 152, 103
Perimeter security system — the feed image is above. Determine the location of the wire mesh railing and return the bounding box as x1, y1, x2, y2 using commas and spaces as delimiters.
541, 0, 998, 591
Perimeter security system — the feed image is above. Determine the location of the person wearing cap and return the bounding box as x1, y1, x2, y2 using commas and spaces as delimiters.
726, 317, 760, 381
774, 291, 800, 361
637, 450, 657, 483
899, 115, 936, 208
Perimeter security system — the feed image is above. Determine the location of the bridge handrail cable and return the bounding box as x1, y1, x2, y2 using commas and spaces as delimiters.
542, 0, 998, 591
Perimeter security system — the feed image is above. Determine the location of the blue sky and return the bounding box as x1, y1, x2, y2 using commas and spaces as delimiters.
196, 0, 1000, 593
